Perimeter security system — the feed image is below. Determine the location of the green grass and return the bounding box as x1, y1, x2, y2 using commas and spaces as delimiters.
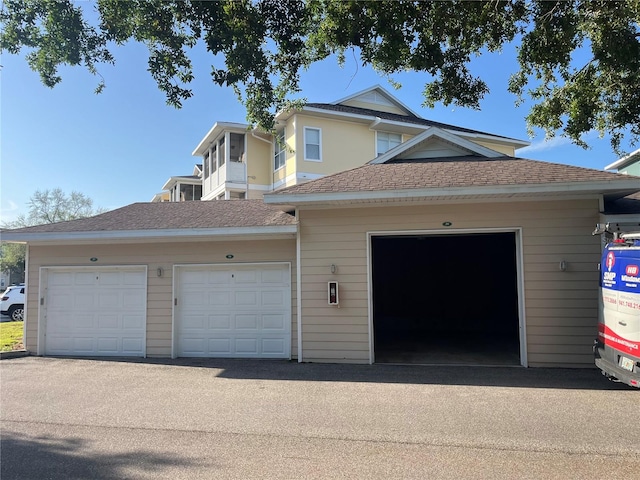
0, 321, 24, 351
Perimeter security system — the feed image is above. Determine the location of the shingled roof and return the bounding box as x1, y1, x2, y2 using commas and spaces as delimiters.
265, 156, 640, 205
305, 103, 521, 142
2, 200, 296, 240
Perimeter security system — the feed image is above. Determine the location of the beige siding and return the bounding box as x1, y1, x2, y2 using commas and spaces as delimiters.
298, 199, 601, 366
25, 239, 297, 358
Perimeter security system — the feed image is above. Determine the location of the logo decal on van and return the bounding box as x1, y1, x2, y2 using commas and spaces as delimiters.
606, 251, 616, 271
626, 265, 639, 276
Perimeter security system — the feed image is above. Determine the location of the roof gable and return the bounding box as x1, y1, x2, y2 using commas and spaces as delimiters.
333, 85, 420, 117
370, 127, 505, 164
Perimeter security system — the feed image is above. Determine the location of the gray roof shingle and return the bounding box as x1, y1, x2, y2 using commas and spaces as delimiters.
4, 200, 296, 234
306, 103, 520, 141
271, 157, 640, 195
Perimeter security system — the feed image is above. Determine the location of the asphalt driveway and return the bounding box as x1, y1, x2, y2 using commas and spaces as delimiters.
1, 357, 638, 479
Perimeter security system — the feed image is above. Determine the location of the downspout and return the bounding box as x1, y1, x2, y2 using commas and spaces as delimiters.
296, 207, 303, 362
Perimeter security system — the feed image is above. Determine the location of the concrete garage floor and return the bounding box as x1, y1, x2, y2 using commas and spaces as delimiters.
375, 335, 521, 366
1, 357, 638, 479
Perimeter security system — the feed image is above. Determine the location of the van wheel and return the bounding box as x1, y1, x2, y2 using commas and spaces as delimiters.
8, 305, 24, 321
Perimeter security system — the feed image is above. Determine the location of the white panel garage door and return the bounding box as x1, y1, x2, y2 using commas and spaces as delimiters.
175, 263, 291, 358
44, 267, 147, 356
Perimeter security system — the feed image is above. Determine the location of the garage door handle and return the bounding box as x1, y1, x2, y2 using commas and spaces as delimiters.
174, 298, 178, 306
618, 321, 627, 327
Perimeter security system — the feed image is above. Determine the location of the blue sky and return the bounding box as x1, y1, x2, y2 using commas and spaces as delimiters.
1, 33, 634, 223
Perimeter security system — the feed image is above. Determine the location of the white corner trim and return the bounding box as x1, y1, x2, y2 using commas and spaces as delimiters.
296, 209, 303, 363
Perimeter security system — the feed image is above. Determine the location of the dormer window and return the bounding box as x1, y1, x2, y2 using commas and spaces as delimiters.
376, 132, 402, 156
274, 129, 286, 171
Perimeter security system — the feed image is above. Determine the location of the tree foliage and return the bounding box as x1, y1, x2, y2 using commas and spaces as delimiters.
1, 0, 639, 152
1, 189, 105, 282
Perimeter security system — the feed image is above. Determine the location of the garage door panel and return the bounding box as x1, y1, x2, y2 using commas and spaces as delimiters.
261, 268, 286, 283
234, 270, 258, 284
72, 314, 93, 329
75, 293, 96, 308
97, 337, 119, 353
98, 292, 118, 308
123, 314, 144, 329
209, 338, 232, 355
262, 338, 286, 355
122, 337, 144, 353
176, 264, 291, 358
72, 337, 94, 353
236, 314, 258, 330
209, 270, 231, 284
235, 338, 258, 354
209, 315, 231, 329
263, 314, 286, 330
182, 314, 206, 329
123, 271, 146, 285
74, 272, 97, 285
98, 314, 119, 329
210, 291, 231, 306
44, 267, 146, 357
262, 291, 285, 306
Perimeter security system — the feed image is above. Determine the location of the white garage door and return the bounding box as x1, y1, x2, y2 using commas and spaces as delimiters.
44, 267, 147, 356
175, 263, 291, 358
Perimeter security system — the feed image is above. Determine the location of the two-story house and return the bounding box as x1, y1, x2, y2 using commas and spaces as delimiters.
191, 86, 528, 200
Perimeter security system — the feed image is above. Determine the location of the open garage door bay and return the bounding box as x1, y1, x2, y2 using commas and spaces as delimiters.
174, 263, 291, 358
371, 232, 522, 366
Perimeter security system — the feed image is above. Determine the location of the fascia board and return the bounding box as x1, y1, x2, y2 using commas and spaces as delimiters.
1, 225, 298, 244
161, 176, 202, 191
264, 180, 640, 206
605, 149, 640, 171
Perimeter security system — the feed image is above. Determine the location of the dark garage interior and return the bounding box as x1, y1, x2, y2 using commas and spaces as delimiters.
372, 232, 521, 365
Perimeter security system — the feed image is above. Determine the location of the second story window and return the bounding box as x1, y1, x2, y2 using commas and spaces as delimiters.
304, 127, 321, 161
377, 132, 402, 156
203, 151, 209, 178
274, 129, 286, 171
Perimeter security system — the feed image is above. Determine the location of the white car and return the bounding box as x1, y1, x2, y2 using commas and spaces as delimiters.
1, 284, 25, 321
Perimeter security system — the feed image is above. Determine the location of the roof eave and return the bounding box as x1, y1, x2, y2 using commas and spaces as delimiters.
264, 181, 640, 206
192, 122, 250, 156
605, 148, 640, 171
1, 225, 298, 245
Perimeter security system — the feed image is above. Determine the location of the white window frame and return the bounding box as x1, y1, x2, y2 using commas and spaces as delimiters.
376, 131, 402, 156
274, 129, 286, 171
304, 127, 322, 162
